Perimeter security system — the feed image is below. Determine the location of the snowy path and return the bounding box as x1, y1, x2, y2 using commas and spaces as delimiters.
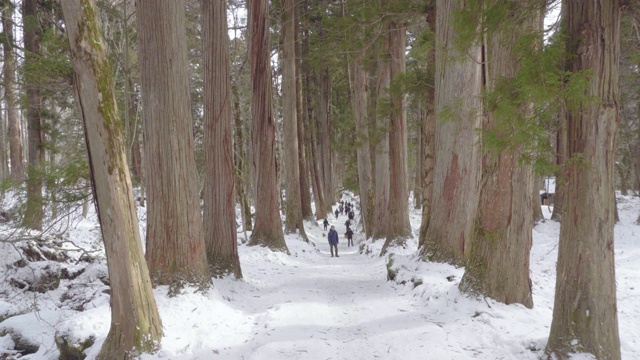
212, 211, 505, 360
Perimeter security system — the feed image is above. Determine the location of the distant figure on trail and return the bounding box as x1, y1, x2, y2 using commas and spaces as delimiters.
328, 225, 339, 257
339, 204, 344, 215
346, 228, 354, 247
344, 219, 351, 231
323, 218, 329, 231
334, 208, 339, 219
348, 211, 354, 221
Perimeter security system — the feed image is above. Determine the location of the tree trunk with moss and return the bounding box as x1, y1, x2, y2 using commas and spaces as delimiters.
61, 1, 163, 357
421, 0, 482, 263
248, 0, 288, 252
22, 0, 44, 231
202, 0, 243, 279
137, 0, 210, 287
546, 1, 621, 358
2, 1, 24, 182
231, 80, 253, 232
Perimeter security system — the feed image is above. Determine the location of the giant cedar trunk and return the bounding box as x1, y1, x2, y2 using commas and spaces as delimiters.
22, 0, 44, 231
232, 81, 253, 231
295, 2, 313, 221
546, 1, 621, 358
248, 0, 288, 252
281, 0, 307, 238
202, 0, 243, 279
459, 1, 536, 309
371, 45, 390, 241
421, 0, 482, 263
381, 20, 412, 254
418, 3, 436, 249
61, 1, 163, 357
317, 68, 334, 210
2, 2, 24, 182
353, 55, 373, 238
137, 0, 210, 286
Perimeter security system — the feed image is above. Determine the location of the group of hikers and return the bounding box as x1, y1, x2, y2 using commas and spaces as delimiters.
323, 199, 356, 257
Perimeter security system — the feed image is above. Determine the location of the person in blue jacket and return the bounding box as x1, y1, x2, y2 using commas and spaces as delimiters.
328, 225, 339, 257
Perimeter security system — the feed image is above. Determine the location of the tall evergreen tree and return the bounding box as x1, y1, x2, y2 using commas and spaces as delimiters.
546, 0, 622, 358
22, 0, 44, 230
202, 0, 243, 279
420, 0, 483, 263
282, 0, 308, 239
61, 0, 163, 357
248, 0, 288, 252
381, 16, 412, 254
137, 0, 210, 287
2, 0, 24, 182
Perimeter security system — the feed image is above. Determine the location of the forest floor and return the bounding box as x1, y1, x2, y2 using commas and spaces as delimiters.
0, 193, 639, 359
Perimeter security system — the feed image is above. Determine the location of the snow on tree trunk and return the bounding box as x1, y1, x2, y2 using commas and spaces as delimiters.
61, 1, 163, 357
546, 1, 622, 358
137, 0, 210, 287
248, 0, 288, 253
421, 0, 482, 263
202, 0, 243, 279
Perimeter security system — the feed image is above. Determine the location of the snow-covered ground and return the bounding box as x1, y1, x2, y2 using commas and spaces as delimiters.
0, 193, 639, 359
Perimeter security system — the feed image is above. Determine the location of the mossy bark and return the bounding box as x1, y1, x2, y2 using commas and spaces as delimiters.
60, 0, 163, 358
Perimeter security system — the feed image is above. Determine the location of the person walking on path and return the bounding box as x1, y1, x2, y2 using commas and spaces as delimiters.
323, 218, 329, 231
344, 219, 351, 231
334, 208, 339, 219
328, 225, 339, 257
346, 228, 354, 247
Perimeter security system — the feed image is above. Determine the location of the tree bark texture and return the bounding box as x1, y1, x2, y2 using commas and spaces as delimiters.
61, 1, 163, 357
22, 0, 44, 231
306, 68, 328, 219
2, 1, 24, 182
551, 115, 566, 221
459, 0, 536, 309
353, 54, 373, 239
248, 0, 288, 252
381, 20, 412, 254
231, 81, 253, 232
281, 0, 307, 238
421, 0, 482, 263
546, 1, 621, 358
371, 47, 390, 241
318, 67, 334, 210
295, 3, 314, 222
418, 3, 436, 250
137, 0, 210, 287
202, 0, 243, 279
